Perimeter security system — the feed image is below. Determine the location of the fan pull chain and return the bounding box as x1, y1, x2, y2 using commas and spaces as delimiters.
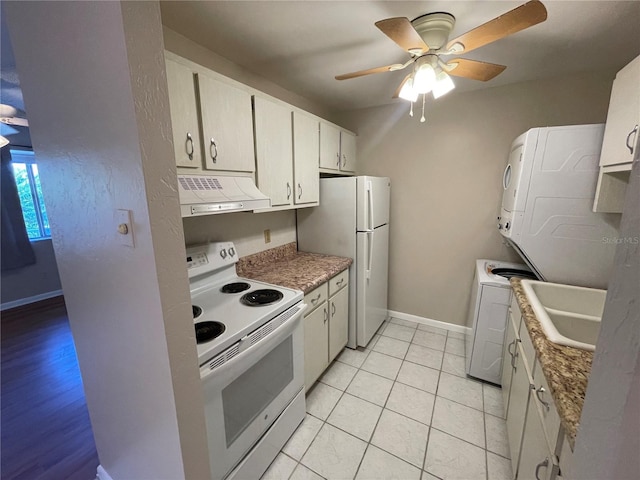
420, 94, 426, 123
409, 101, 414, 117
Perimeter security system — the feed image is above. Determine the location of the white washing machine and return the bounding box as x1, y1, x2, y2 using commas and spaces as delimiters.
465, 259, 536, 384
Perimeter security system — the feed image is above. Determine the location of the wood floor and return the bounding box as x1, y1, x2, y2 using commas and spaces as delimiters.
1, 297, 99, 480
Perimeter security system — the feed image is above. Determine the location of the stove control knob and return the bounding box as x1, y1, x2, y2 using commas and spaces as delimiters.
228, 247, 236, 257
505, 222, 511, 230
497, 223, 503, 230
220, 249, 227, 259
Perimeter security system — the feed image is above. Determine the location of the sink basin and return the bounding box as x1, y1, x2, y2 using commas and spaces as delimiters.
520, 279, 607, 351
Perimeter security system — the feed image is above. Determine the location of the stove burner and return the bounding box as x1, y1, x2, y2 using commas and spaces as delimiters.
192, 305, 202, 319
240, 289, 284, 306
195, 321, 225, 344
221, 282, 251, 294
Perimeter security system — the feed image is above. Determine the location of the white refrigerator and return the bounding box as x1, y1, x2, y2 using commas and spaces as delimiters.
297, 176, 390, 348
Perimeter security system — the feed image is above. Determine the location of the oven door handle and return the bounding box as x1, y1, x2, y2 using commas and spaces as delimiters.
200, 303, 307, 381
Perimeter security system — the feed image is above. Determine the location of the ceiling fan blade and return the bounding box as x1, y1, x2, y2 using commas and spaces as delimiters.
392, 74, 412, 99
445, 0, 547, 54
375, 17, 429, 54
335, 63, 405, 80
445, 58, 507, 81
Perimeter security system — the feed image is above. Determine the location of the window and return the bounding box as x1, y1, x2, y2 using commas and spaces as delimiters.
10, 149, 50, 240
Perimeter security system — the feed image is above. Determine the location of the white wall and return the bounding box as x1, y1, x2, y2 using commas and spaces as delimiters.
6, 2, 210, 479
1, 239, 62, 309
572, 161, 639, 479
338, 70, 615, 326
183, 210, 297, 257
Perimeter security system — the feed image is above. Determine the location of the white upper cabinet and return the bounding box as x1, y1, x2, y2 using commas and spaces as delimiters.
253, 96, 294, 207
319, 121, 357, 174
340, 131, 357, 173
197, 72, 255, 173
600, 54, 640, 167
320, 122, 341, 170
292, 111, 320, 205
165, 58, 201, 169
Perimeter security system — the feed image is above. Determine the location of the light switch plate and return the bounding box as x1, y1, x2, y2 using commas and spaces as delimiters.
117, 209, 135, 248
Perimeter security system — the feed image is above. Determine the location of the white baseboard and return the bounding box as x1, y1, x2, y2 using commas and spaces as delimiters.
388, 310, 471, 335
96, 465, 113, 480
1, 289, 63, 311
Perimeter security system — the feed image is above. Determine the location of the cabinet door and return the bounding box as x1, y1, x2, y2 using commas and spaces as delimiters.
340, 131, 357, 173
165, 58, 201, 168
319, 122, 341, 170
328, 286, 349, 362
292, 111, 319, 205
600, 55, 640, 167
254, 96, 294, 207
506, 341, 532, 476
304, 303, 329, 391
197, 73, 255, 172
501, 309, 519, 419
518, 398, 556, 480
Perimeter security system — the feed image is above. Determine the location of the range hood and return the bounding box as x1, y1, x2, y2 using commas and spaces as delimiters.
177, 174, 270, 216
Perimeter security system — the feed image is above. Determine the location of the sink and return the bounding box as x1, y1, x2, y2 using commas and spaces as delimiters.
520, 279, 607, 351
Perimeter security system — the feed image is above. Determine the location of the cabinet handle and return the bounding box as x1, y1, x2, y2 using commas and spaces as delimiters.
210, 138, 218, 163
310, 293, 321, 305
331, 302, 336, 316
336, 279, 345, 287
342, 153, 347, 167
535, 458, 549, 480
323, 307, 328, 324
507, 340, 517, 369
536, 386, 550, 412
336, 152, 341, 167
510, 340, 520, 370
298, 183, 302, 200
626, 124, 638, 154
186, 133, 194, 160
286, 182, 292, 200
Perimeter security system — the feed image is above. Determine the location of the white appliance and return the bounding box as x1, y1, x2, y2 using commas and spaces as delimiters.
465, 259, 536, 384
187, 242, 306, 480
499, 124, 619, 289
297, 176, 390, 348
178, 174, 270, 216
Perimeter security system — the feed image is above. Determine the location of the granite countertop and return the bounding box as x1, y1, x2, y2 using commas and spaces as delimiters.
237, 242, 352, 294
510, 278, 593, 449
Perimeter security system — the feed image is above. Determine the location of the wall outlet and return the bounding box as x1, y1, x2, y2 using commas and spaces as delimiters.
264, 229, 271, 243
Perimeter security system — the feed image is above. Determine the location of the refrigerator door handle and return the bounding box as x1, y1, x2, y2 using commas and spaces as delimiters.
367, 180, 374, 230
366, 230, 374, 280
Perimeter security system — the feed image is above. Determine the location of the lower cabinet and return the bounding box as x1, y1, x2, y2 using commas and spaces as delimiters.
503, 293, 564, 480
303, 270, 349, 391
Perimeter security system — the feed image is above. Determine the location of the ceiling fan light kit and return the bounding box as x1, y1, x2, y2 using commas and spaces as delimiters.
335, 0, 548, 123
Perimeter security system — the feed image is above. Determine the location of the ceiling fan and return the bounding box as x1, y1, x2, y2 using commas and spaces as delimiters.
335, 0, 547, 120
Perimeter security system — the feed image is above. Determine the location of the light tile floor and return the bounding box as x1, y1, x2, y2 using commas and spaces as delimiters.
261, 318, 513, 480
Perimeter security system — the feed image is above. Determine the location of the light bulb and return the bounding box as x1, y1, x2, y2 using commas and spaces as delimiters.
398, 77, 419, 102
432, 71, 455, 99
413, 64, 436, 94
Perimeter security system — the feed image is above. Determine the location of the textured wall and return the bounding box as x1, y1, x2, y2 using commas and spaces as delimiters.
338, 70, 616, 326
5, 1, 210, 478
572, 154, 639, 478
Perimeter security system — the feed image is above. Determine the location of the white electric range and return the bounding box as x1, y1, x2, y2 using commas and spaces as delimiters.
187, 241, 306, 480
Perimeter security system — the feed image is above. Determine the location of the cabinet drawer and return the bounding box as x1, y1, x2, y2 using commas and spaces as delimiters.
304, 283, 328, 314
329, 270, 349, 296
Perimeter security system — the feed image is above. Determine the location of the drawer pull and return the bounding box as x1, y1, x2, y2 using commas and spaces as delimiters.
336, 278, 345, 287
535, 458, 549, 480
536, 386, 550, 411
310, 293, 321, 306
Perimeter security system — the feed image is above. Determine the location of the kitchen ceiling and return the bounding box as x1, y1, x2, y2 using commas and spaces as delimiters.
160, 1, 640, 112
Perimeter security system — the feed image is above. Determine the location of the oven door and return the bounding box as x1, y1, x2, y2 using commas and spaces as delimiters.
201, 302, 306, 480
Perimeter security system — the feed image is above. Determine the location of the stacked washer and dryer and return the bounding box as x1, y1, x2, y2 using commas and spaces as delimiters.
465, 124, 619, 384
